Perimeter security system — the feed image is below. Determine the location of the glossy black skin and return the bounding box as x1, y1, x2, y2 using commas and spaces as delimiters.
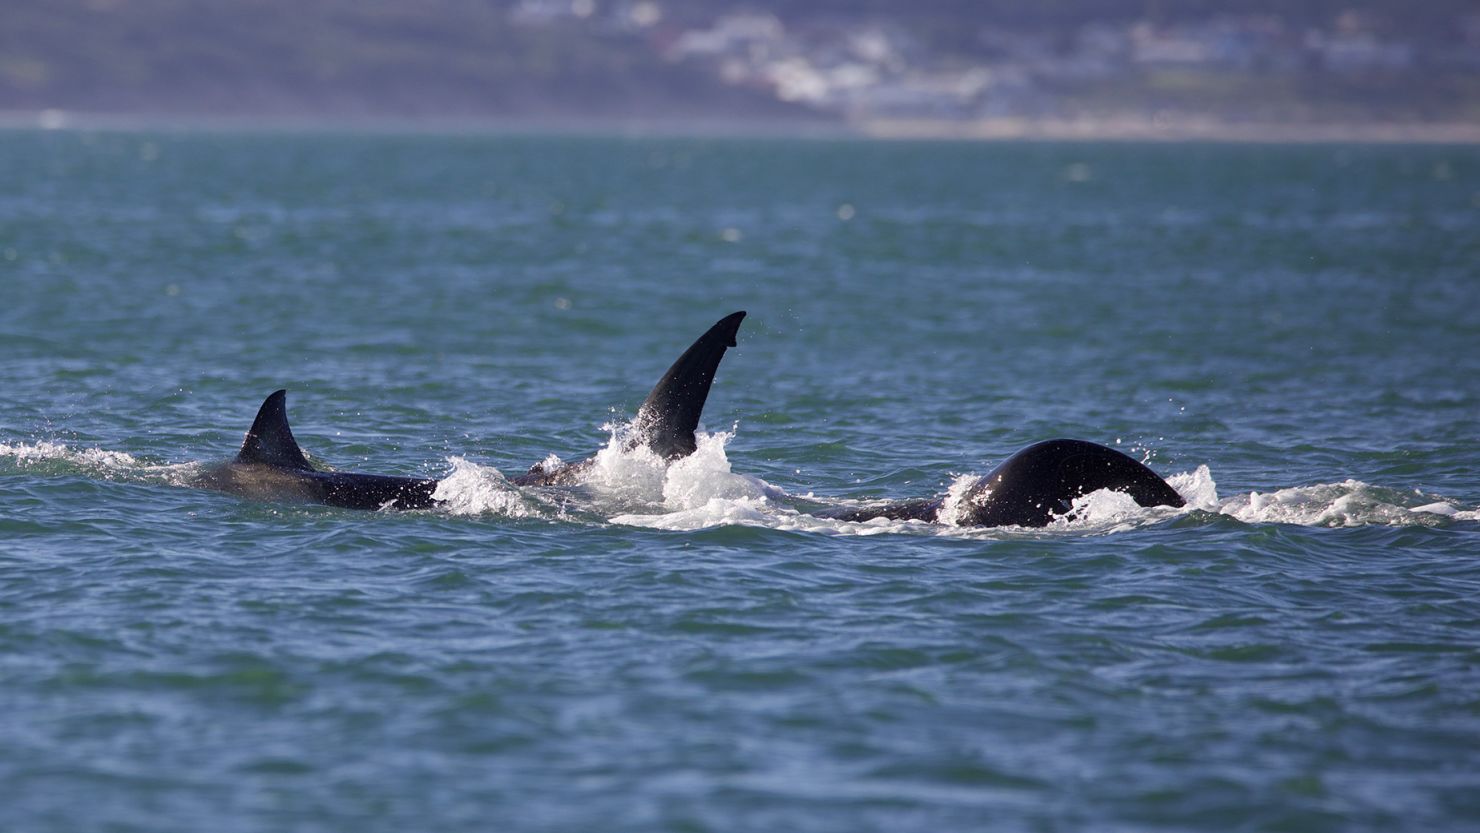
820, 439, 1185, 528
193, 311, 747, 509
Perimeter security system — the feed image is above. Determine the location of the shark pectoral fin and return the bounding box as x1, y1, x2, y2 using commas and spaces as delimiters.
630, 310, 746, 460
235, 389, 315, 471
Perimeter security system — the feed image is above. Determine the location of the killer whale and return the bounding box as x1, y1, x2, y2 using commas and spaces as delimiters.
193, 311, 746, 509
512, 310, 745, 486
194, 388, 443, 510
189, 308, 1179, 527
819, 438, 1185, 527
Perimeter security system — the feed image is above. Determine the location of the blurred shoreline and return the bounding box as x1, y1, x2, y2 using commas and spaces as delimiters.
857, 116, 1480, 143
5, 109, 1479, 143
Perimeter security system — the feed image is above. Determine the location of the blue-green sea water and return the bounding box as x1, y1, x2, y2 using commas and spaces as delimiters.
3, 130, 1479, 832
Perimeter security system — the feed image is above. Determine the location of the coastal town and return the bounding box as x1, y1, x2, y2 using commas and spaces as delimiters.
4, 0, 1479, 137
512, 1, 1480, 131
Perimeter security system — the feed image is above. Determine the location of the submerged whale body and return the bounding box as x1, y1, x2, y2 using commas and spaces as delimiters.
820, 438, 1185, 528
193, 311, 746, 509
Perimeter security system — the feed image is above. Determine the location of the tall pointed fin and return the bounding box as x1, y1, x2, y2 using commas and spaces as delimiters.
235, 390, 314, 471
630, 311, 746, 460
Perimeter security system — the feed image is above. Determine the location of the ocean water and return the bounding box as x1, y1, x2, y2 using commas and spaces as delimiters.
2, 129, 1478, 832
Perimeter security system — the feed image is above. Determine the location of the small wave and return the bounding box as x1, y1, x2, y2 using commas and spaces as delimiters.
1213, 479, 1476, 527
1021, 467, 1473, 532
0, 439, 203, 488
613, 498, 915, 536
0, 440, 296, 494
0, 440, 142, 472
1044, 467, 1475, 531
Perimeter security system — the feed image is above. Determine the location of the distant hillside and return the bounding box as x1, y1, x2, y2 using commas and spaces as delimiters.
3, 0, 1477, 129
0, 0, 817, 122
709, 0, 1475, 37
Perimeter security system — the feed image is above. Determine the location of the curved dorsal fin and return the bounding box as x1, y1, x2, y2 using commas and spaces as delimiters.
235, 390, 314, 471
630, 310, 745, 460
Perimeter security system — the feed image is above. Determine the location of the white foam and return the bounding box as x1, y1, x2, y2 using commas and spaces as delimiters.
590, 427, 786, 526
431, 456, 544, 518
0, 440, 140, 470
1048, 488, 1161, 535
1032, 467, 1476, 530
1213, 479, 1475, 527
935, 473, 987, 527
613, 498, 913, 536
613, 496, 774, 530
603, 431, 976, 536
661, 430, 780, 508
581, 430, 670, 508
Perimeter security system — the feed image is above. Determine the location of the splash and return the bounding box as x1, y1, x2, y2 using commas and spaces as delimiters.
661, 430, 779, 508
581, 428, 670, 508
935, 473, 986, 527
431, 457, 547, 519
1168, 464, 1219, 511
589, 423, 824, 531
593, 427, 781, 520
1047, 489, 1161, 534
609, 431, 960, 535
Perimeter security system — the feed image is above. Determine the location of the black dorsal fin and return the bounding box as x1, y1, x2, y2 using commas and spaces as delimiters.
235, 389, 314, 471
630, 310, 746, 460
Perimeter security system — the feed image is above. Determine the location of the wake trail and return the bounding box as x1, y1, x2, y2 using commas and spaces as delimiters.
4, 437, 1475, 532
